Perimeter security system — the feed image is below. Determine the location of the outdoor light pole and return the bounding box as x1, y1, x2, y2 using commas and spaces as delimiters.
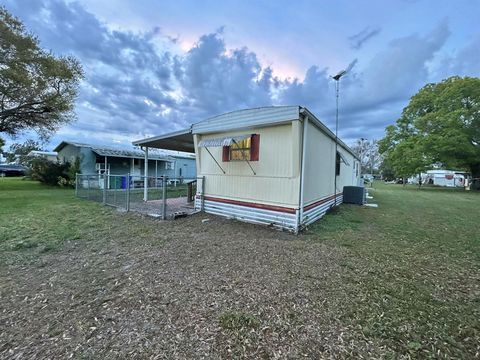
332, 69, 347, 206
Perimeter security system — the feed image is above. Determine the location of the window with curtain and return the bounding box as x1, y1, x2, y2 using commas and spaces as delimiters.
222, 134, 260, 162
230, 137, 251, 161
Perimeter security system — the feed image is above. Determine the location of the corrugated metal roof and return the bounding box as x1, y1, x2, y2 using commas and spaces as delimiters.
54, 141, 173, 161
28, 150, 58, 156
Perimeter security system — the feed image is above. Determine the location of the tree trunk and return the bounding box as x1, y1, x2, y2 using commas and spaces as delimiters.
418, 172, 422, 189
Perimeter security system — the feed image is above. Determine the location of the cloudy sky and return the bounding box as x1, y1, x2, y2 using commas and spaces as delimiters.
3, 0, 480, 149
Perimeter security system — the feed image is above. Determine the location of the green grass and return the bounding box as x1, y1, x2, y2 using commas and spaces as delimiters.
307, 182, 480, 358
0, 177, 163, 260
219, 311, 260, 330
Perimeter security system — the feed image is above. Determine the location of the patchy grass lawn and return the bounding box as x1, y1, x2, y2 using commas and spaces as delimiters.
0, 178, 162, 260
0, 178, 479, 358
307, 183, 480, 358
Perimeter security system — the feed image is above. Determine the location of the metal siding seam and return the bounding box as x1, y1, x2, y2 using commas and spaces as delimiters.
203, 201, 295, 224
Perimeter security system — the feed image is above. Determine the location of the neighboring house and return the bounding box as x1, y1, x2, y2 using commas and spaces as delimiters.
54, 141, 196, 178
27, 150, 58, 162
133, 106, 361, 232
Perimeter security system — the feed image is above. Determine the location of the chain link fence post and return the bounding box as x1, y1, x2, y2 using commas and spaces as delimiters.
75, 173, 78, 197
126, 173, 130, 212
87, 175, 91, 199
103, 173, 107, 205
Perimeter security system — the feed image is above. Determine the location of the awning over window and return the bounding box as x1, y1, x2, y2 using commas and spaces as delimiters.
198, 134, 251, 147
337, 151, 350, 166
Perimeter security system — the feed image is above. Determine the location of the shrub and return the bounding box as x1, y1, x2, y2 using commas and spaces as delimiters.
29, 158, 75, 187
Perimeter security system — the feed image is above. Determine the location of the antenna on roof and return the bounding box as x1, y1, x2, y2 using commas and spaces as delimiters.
332, 69, 347, 81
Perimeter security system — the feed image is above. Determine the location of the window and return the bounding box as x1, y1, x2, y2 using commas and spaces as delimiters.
165, 162, 174, 170
230, 137, 251, 161
336, 152, 341, 176
222, 134, 260, 162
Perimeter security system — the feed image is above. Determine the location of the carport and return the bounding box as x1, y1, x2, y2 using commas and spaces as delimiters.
133, 130, 195, 201
131, 129, 200, 218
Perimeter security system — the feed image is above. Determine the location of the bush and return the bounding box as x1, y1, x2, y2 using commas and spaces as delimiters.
29, 158, 77, 187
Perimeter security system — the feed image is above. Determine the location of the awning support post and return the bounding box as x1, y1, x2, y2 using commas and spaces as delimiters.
143, 146, 148, 201
205, 147, 226, 174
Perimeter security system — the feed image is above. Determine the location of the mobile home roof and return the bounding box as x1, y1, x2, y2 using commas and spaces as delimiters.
133, 106, 359, 160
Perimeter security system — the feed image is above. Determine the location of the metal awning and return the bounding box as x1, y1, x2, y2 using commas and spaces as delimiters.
337, 151, 350, 166
198, 134, 251, 147
132, 129, 195, 153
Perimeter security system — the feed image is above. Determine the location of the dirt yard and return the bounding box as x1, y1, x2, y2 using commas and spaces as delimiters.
1, 214, 360, 359
1, 179, 479, 358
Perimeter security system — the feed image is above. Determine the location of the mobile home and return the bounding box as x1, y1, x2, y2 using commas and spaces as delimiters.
423, 170, 467, 187
134, 106, 361, 232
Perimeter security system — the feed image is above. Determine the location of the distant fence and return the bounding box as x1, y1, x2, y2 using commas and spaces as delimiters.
76, 174, 203, 219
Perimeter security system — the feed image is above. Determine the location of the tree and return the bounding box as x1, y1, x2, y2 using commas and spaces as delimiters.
351, 138, 381, 174
411, 77, 480, 176
5, 139, 42, 164
0, 7, 83, 139
379, 76, 480, 180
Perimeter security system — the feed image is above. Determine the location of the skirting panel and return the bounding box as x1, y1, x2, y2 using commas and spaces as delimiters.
302, 194, 343, 227
195, 196, 297, 231
194, 192, 344, 232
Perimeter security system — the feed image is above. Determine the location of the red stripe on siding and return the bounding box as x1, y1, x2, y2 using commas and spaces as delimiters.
201, 195, 296, 214
303, 193, 343, 211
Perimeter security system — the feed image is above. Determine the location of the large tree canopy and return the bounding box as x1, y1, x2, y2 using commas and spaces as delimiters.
379, 76, 480, 178
0, 7, 83, 139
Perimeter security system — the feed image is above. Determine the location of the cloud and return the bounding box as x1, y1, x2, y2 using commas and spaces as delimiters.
349, 26, 381, 49
277, 22, 451, 140
436, 35, 480, 78
3, 0, 477, 150
173, 32, 275, 119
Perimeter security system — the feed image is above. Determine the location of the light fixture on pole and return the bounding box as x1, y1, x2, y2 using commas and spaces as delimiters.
332, 69, 347, 206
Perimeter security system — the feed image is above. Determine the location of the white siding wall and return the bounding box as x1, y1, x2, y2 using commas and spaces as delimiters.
303, 121, 359, 205
195, 122, 301, 208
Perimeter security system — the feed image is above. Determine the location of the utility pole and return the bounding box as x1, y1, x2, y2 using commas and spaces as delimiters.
332, 69, 347, 205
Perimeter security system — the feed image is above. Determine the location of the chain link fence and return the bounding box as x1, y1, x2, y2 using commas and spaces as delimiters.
75, 174, 203, 218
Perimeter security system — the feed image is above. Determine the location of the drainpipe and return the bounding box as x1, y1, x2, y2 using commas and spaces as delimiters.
299, 115, 309, 229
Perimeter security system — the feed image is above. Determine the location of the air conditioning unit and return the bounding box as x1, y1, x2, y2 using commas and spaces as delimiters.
343, 186, 366, 205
